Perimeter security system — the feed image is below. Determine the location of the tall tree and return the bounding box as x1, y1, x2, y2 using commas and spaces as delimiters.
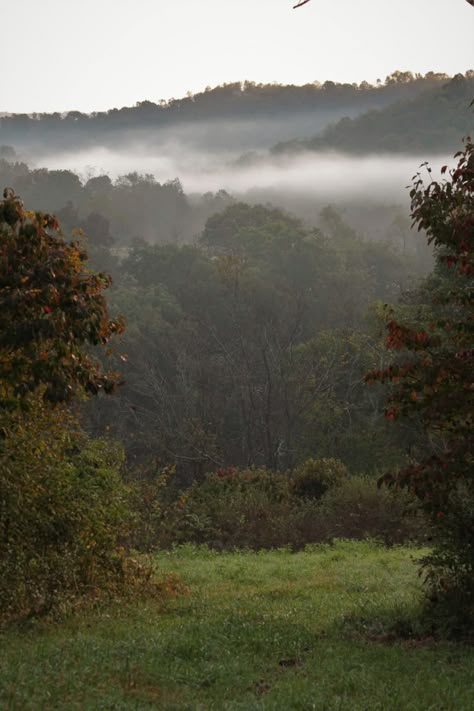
0, 190, 132, 620
366, 140, 474, 624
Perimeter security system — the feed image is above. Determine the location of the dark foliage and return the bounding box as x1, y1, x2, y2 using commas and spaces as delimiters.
0, 189, 124, 408
87, 203, 415, 479
134, 464, 424, 551
367, 140, 474, 630
0, 74, 454, 155
274, 73, 474, 155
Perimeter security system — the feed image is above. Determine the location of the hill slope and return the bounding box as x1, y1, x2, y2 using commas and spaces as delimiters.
0, 73, 457, 156
273, 73, 474, 155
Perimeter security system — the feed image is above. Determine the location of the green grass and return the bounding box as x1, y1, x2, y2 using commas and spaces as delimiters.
1, 541, 473, 710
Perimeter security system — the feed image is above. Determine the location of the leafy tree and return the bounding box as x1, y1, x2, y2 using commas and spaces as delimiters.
366, 140, 474, 625
81, 211, 115, 248
0, 189, 124, 409
0, 190, 141, 620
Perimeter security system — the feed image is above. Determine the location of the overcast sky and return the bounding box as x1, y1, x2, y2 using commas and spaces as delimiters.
1, 0, 473, 114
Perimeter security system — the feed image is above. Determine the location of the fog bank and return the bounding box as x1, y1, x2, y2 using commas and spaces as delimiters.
34, 146, 454, 204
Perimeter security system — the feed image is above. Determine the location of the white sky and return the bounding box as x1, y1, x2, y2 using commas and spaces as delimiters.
1, 0, 473, 114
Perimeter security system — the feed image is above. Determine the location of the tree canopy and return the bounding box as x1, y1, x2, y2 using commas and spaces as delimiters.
0, 189, 124, 409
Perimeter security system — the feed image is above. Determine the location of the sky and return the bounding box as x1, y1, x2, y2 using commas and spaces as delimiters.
1, 0, 473, 114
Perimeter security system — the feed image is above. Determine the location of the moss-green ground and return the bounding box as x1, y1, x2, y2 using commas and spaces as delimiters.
1, 541, 473, 710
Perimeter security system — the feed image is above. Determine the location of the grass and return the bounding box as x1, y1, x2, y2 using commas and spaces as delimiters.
1, 540, 473, 710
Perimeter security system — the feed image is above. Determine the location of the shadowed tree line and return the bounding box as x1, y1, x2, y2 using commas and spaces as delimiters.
273, 72, 474, 155
0, 72, 461, 155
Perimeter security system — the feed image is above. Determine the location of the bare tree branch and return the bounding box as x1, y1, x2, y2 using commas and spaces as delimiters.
294, 0, 473, 7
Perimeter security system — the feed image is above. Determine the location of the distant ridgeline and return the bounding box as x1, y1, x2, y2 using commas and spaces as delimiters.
0, 72, 470, 154
273, 72, 474, 155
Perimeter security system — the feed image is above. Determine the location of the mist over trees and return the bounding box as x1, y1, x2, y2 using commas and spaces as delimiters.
273, 72, 474, 155
1, 62, 473, 634
1, 72, 471, 255
0, 153, 432, 255
0, 72, 466, 158
81, 201, 424, 486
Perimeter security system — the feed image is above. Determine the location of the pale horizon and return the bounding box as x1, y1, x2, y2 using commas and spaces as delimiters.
1, 0, 473, 114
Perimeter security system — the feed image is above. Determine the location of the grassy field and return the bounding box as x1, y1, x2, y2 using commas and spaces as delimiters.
1, 540, 473, 710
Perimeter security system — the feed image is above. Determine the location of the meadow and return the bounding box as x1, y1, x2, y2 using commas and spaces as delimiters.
2, 541, 473, 710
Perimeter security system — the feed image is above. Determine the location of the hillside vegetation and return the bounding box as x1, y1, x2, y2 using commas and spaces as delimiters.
273, 73, 474, 155
1, 74, 472, 640
0, 72, 463, 156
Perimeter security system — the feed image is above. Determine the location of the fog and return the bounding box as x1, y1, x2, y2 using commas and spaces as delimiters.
1, 103, 383, 156
35, 144, 453, 205
115, 111, 356, 153
7, 123, 455, 248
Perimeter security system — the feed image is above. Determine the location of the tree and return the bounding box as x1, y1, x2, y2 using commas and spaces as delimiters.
93, 202, 411, 479
0, 190, 134, 620
0, 189, 124, 410
366, 140, 474, 625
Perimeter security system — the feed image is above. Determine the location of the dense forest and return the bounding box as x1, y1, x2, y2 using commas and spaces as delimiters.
0, 143, 432, 481
0, 152, 428, 249
2, 72, 472, 248
1, 0, 473, 699
0, 67, 473, 643
85, 202, 423, 482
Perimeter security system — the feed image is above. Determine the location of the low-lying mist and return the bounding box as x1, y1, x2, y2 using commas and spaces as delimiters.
31, 145, 453, 206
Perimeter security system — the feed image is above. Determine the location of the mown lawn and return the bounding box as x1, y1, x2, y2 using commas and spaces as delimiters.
1, 541, 473, 710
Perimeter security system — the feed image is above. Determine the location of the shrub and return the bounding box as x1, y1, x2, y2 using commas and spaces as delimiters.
0, 190, 141, 622
0, 401, 133, 621
318, 475, 426, 545
127, 462, 176, 552
161, 468, 300, 550
419, 481, 474, 637
291, 457, 348, 500
143, 466, 425, 551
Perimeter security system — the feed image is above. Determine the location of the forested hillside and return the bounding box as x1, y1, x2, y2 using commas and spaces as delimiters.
1, 52, 472, 641
2, 6, 474, 707
273, 72, 474, 154
0, 155, 426, 248
0, 72, 460, 157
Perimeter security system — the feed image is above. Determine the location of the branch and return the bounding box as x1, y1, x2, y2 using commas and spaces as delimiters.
293, 0, 473, 7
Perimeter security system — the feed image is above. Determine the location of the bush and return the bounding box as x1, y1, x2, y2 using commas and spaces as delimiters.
161, 467, 303, 550
318, 476, 426, 545
141, 466, 426, 551
419, 480, 474, 637
291, 457, 348, 500
0, 402, 133, 621
127, 462, 176, 552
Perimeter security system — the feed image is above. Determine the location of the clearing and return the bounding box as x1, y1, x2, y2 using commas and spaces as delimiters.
1, 541, 473, 710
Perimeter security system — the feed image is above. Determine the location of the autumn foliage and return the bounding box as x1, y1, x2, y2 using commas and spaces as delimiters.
0, 191, 131, 620
0, 188, 124, 409
366, 140, 474, 622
